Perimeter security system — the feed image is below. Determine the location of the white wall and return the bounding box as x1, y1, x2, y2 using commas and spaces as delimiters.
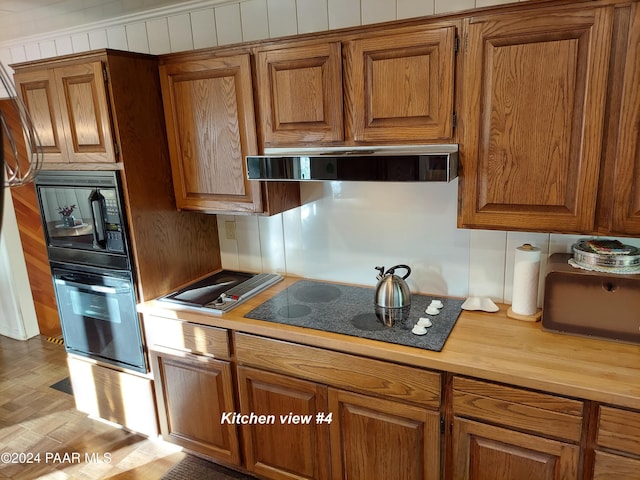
0, 0, 638, 318
0, 0, 524, 64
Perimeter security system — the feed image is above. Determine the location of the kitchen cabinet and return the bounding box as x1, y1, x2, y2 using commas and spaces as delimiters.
452, 419, 580, 480
329, 388, 441, 480
451, 376, 583, 480
254, 42, 344, 145
237, 366, 330, 479
234, 332, 442, 480
159, 52, 300, 215
14, 58, 115, 164
150, 348, 240, 465
145, 316, 240, 465
237, 364, 441, 480
344, 26, 456, 144
598, 2, 640, 235
592, 405, 640, 480
458, 5, 613, 234
255, 23, 457, 147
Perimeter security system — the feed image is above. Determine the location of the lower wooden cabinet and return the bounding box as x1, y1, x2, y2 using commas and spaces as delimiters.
150, 347, 240, 465
592, 405, 640, 480
236, 364, 441, 480
329, 389, 441, 480
452, 418, 580, 480
234, 333, 442, 480
237, 366, 330, 479
592, 451, 640, 480
451, 376, 582, 480
143, 318, 636, 480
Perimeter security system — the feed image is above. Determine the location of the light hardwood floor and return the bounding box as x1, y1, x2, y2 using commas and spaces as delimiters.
0, 335, 185, 479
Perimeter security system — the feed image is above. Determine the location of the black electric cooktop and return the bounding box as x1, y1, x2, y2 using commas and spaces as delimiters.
244, 279, 464, 352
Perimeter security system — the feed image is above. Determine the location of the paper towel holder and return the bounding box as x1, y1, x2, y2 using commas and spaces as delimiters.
507, 243, 543, 322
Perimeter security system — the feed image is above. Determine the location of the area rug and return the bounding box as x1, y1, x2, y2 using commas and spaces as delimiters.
161, 455, 255, 480
49, 376, 73, 395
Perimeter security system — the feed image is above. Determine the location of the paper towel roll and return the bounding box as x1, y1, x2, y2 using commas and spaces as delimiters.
511, 244, 541, 316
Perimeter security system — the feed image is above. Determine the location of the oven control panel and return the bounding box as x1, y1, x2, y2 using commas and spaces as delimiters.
102, 192, 125, 253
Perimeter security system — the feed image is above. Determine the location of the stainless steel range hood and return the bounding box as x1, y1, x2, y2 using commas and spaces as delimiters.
246, 144, 458, 182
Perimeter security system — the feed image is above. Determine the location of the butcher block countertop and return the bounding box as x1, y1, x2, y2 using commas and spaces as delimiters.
139, 277, 640, 410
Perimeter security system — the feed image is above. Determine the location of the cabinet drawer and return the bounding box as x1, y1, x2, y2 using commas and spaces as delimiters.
234, 333, 441, 408
452, 376, 584, 442
144, 315, 230, 359
597, 405, 640, 455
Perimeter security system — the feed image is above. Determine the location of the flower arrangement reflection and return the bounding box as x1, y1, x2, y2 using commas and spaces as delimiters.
58, 204, 77, 227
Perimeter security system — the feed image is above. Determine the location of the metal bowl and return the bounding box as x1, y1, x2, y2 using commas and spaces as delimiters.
572, 240, 640, 269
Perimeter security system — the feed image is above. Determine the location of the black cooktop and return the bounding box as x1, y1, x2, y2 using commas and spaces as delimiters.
244, 279, 463, 352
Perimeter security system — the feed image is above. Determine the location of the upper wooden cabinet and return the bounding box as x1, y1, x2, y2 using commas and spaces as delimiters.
159, 53, 261, 213
458, 6, 613, 234
599, 2, 640, 236
255, 24, 457, 147
159, 52, 300, 214
344, 27, 456, 144
14, 60, 115, 164
255, 42, 344, 145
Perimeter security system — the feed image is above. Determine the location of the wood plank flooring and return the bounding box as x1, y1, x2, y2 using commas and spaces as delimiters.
0, 335, 185, 479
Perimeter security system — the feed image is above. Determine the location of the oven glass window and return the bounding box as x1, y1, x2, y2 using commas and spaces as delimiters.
38, 186, 118, 251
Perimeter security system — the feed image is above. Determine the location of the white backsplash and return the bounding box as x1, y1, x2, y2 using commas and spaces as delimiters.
218, 184, 640, 306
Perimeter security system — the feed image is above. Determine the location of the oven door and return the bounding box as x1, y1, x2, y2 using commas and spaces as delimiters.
52, 265, 146, 373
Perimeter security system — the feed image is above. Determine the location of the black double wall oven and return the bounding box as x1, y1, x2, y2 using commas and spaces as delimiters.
35, 171, 146, 373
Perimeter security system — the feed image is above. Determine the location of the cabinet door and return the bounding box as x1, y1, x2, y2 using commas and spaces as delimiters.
150, 348, 240, 465
609, 3, 640, 235
329, 388, 440, 480
14, 69, 68, 163
53, 61, 115, 163
237, 366, 330, 480
452, 418, 580, 480
255, 42, 344, 146
159, 54, 262, 213
345, 26, 456, 143
459, 7, 613, 233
